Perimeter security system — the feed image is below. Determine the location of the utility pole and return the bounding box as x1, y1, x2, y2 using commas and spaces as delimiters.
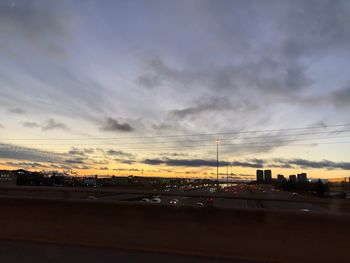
216, 139, 220, 191
226, 161, 229, 185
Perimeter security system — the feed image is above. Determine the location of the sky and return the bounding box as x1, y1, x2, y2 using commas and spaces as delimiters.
1, 0, 350, 180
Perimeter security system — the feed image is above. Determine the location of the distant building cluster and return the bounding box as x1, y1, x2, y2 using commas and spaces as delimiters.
256, 169, 273, 184
0, 169, 199, 189
0, 170, 20, 185
256, 170, 307, 184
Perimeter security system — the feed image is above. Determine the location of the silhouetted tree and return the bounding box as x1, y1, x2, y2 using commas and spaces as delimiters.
315, 179, 327, 195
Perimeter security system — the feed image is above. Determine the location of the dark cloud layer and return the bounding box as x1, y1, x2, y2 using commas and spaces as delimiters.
0, 143, 64, 163
22, 119, 68, 131
170, 97, 257, 119
273, 158, 350, 170
106, 149, 134, 158
329, 85, 350, 108
100, 118, 133, 132
5, 161, 48, 168
143, 157, 350, 170
42, 119, 68, 131
143, 158, 263, 168
68, 148, 95, 156
65, 157, 86, 164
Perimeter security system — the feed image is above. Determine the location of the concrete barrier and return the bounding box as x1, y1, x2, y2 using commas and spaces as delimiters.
0, 197, 349, 262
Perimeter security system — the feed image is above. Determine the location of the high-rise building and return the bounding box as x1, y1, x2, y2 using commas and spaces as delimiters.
256, 170, 264, 184
264, 170, 272, 183
289, 175, 297, 183
277, 174, 285, 183
297, 173, 307, 182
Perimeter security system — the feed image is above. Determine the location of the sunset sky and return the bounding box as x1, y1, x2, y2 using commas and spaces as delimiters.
1, 0, 350, 180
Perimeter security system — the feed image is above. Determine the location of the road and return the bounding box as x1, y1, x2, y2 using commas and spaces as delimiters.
0, 184, 343, 213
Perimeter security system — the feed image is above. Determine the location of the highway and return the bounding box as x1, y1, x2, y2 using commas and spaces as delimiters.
0, 184, 334, 213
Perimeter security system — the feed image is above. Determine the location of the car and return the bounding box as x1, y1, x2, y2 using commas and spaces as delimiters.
140, 198, 150, 203
196, 202, 204, 207
151, 197, 161, 203
86, 196, 98, 200
292, 192, 298, 196
300, 209, 310, 212
170, 199, 179, 204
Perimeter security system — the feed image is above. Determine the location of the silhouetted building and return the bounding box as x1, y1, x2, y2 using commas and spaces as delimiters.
82, 178, 97, 187
0, 170, 17, 185
297, 173, 307, 182
264, 170, 272, 183
289, 175, 297, 183
277, 174, 285, 183
256, 170, 264, 184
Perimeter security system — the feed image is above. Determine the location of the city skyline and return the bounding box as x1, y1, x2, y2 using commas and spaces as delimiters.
1, 0, 350, 179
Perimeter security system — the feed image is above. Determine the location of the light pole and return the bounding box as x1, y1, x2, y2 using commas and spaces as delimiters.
226, 161, 229, 185
216, 139, 220, 191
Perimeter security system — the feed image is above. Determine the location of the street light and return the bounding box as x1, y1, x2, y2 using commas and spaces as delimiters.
227, 161, 229, 185
216, 138, 220, 191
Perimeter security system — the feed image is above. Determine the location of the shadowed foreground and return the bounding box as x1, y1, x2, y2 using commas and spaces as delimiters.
0, 240, 245, 263
0, 197, 349, 263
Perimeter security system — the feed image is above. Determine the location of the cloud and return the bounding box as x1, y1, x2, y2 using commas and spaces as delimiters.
1, 0, 350, 171
114, 158, 135, 165
100, 118, 133, 132
169, 97, 257, 119
102, 149, 136, 165
329, 85, 350, 108
113, 168, 144, 172
142, 158, 263, 168
5, 161, 47, 168
137, 75, 162, 89
0, 123, 3, 128
22, 119, 68, 131
139, 56, 312, 98
68, 149, 86, 156
0, 0, 71, 56
105, 149, 135, 158
42, 118, 68, 131
22, 122, 40, 128
67, 147, 94, 156
151, 123, 174, 131
158, 152, 190, 157
0, 143, 100, 171
279, 0, 350, 57
0, 143, 64, 163
91, 159, 109, 165
142, 157, 350, 171
273, 158, 350, 170
8, 108, 25, 114
65, 157, 86, 164
0, 1, 110, 124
